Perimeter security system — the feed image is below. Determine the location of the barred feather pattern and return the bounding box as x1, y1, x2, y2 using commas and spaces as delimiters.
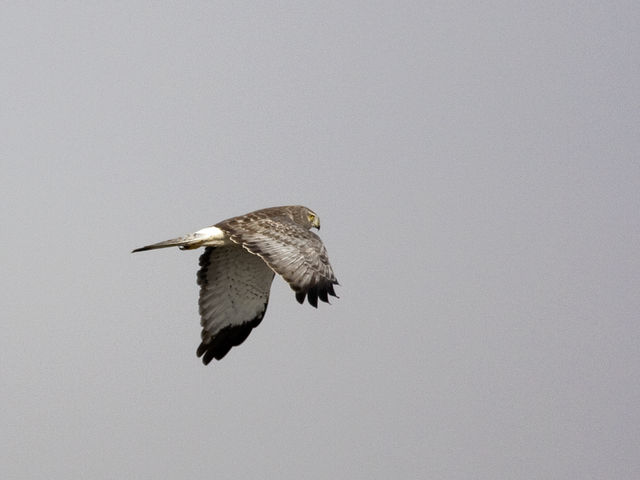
216, 207, 339, 308
196, 246, 275, 364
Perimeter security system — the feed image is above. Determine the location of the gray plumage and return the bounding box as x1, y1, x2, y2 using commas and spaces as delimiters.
132, 206, 339, 364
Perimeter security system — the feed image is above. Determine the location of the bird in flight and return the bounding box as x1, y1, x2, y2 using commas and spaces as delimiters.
132, 205, 339, 365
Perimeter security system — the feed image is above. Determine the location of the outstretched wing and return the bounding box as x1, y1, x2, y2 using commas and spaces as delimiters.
196, 245, 275, 364
216, 214, 338, 308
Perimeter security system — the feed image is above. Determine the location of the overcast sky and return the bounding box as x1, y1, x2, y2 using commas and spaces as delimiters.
2, 2, 639, 479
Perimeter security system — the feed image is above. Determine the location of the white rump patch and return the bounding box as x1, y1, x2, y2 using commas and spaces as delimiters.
195, 226, 230, 246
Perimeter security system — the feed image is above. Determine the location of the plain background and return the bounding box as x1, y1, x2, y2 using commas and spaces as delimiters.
2, 2, 639, 479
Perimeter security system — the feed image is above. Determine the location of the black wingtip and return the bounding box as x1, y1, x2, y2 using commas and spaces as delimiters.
307, 288, 318, 308
294, 280, 339, 307
318, 289, 328, 303
197, 344, 214, 365
196, 310, 267, 365
295, 291, 306, 304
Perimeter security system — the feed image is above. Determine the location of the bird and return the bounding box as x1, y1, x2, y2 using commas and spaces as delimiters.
132, 205, 339, 365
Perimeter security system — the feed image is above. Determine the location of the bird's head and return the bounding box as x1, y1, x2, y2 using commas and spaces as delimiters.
307, 209, 320, 230
293, 206, 320, 230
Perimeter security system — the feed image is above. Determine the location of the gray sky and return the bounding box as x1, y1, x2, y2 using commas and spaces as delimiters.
2, 2, 639, 479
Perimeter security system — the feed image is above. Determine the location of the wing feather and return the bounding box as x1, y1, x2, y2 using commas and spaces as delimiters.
216, 212, 338, 307
196, 245, 275, 364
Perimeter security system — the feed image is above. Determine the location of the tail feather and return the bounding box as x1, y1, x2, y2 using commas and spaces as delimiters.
132, 226, 228, 253
132, 233, 210, 253
131, 236, 191, 253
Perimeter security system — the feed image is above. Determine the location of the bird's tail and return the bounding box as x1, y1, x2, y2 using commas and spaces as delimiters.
131, 234, 206, 253
132, 226, 228, 253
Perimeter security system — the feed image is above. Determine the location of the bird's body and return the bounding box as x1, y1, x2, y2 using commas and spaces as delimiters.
132, 205, 338, 365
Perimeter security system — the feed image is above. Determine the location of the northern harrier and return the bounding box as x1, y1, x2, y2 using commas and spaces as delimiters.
132, 205, 339, 364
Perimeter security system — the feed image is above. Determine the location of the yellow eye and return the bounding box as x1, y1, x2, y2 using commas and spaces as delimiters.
307, 212, 320, 229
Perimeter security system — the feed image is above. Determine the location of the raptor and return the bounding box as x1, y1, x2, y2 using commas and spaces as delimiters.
132, 205, 339, 365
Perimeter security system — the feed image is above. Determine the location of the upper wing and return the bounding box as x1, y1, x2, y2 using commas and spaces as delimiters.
196, 245, 275, 364
216, 215, 338, 308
